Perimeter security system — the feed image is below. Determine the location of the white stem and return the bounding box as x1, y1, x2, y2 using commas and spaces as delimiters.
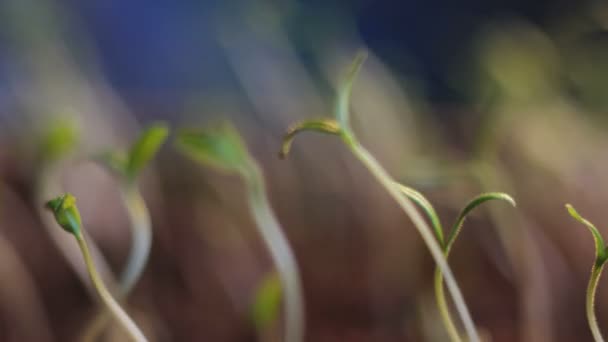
246, 165, 304, 342
77, 234, 148, 342
119, 187, 152, 294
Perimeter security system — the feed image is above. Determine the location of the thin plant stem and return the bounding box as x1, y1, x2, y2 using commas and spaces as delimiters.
76, 232, 148, 342
434, 268, 462, 342
80, 186, 152, 342
120, 186, 153, 293
245, 163, 304, 342
346, 137, 479, 342
38, 165, 117, 293
588, 262, 605, 342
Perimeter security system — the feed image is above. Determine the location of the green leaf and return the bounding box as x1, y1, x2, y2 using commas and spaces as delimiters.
566, 204, 607, 262
446, 193, 516, 253
251, 272, 282, 330
40, 118, 79, 162
394, 182, 444, 247
334, 51, 367, 129
126, 122, 169, 180
279, 119, 341, 159
175, 122, 252, 175
45, 193, 82, 236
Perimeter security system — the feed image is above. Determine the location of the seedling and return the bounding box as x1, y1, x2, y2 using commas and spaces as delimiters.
36, 119, 118, 292
396, 182, 515, 341
566, 204, 608, 342
83, 122, 168, 341
45, 194, 148, 342
97, 122, 169, 293
280, 51, 481, 342
175, 122, 304, 342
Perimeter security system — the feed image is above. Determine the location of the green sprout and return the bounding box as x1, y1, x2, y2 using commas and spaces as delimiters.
396, 183, 515, 341
97, 122, 168, 293
566, 204, 608, 342
280, 51, 482, 342
38, 117, 79, 164
45, 194, 147, 342
82, 122, 168, 341
176, 122, 304, 342
36, 118, 118, 295
251, 271, 283, 332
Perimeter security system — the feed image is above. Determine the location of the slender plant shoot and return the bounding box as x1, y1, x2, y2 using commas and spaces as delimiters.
36, 119, 118, 294
281, 51, 485, 342
396, 184, 515, 341
45, 194, 148, 342
98, 122, 169, 293
82, 122, 168, 341
176, 122, 304, 342
566, 204, 608, 342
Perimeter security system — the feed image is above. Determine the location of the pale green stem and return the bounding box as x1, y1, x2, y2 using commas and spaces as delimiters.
119, 186, 153, 293
76, 232, 148, 342
345, 136, 479, 342
245, 163, 304, 342
434, 211, 476, 342
434, 267, 462, 342
38, 164, 117, 293
588, 262, 606, 342
80, 186, 152, 342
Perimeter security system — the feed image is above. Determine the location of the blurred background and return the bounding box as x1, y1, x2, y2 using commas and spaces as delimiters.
1, 0, 608, 341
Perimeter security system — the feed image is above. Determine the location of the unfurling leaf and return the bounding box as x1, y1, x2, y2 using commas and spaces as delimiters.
446, 193, 516, 253
394, 182, 444, 246
279, 119, 341, 159
566, 204, 607, 263
175, 122, 252, 175
126, 122, 169, 180
45, 193, 82, 236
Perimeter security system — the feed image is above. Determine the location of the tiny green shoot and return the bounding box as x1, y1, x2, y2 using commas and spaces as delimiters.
83, 122, 168, 341
566, 204, 607, 342
279, 51, 481, 342
38, 117, 79, 164
176, 122, 304, 342
45, 194, 148, 342
396, 183, 515, 341
251, 271, 283, 331
36, 118, 118, 295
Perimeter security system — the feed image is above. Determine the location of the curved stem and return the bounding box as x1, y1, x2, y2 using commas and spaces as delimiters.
434, 265, 463, 342
80, 187, 152, 342
76, 233, 148, 342
245, 164, 304, 342
588, 262, 605, 342
347, 139, 479, 342
119, 187, 153, 293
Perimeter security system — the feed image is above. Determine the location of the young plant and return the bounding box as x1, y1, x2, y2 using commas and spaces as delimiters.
45, 194, 148, 342
82, 122, 168, 341
175, 122, 304, 342
280, 52, 481, 342
566, 204, 608, 342
36, 119, 118, 292
396, 183, 515, 341
98, 122, 169, 293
